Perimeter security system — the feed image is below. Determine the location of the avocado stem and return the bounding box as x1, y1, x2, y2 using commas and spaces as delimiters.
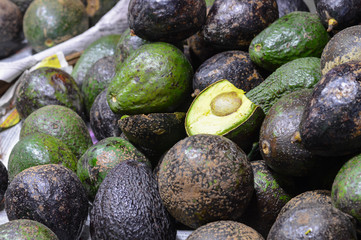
327, 18, 338, 32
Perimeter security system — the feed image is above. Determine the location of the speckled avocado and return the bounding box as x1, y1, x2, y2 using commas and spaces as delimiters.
5, 164, 89, 240
76, 137, 150, 201
23, 0, 89, 52
0, 219, 59, 240
90, 160, 176, 239
107, 42, 193, 115
157, 134, 254, 229
15, 67, 84, 120
20, 105, 93, 159
249, 11, 329, 72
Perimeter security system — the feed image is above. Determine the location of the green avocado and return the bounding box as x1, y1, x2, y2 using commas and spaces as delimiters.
249, 11, 329, 72
107, 42, 193, 115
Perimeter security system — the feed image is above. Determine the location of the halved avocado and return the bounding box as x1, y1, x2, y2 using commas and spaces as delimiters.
185, 79, 264, 152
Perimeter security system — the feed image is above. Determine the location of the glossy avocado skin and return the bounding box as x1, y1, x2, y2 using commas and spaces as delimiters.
315, 0, 361, 32
5, 164, 89, 240
128, 0, 206, 43
276, 0, 309, 18
90, 160, 176, 239
249, 12, 329, 72
193, 50, 264, 92
300, 61, 361, 157
202, 0, 279, 50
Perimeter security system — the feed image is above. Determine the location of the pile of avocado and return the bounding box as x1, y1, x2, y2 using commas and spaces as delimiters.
4, 0, 361, 239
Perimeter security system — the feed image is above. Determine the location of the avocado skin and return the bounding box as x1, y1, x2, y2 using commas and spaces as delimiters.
202, 0, 279, 50
81, 56, 116, 117
0, 161, 8, 204
128, 0, 206, 43
187, 221, 264, 240
321, 25, 361, 75
246, 57, 322, 114
239, 160, 294, 237
276, 0, 309, 18
15, 67, 85, 120
20, 105, 93, 159
90, 89, 122, 141
0, 219, 59, 240
315, 0, 361, 32
158, 134, 254, 229
268, 202, 357, 240
77, 137, 150, 201
107, 42, 193, 115
8, 132, 78, 182
300, 61, 361, 157
5, 164, 89, 240
249, 11, 329, 72
193, 50, 264, 92
90, 160, 176, 239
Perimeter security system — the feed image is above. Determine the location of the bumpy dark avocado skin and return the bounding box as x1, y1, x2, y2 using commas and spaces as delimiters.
300, 61, 361, 157
0, 161, 8, 204
90, 89, 122, 141
90, 160, 176, 239
193, 50, 264, 92
5, 164, 89, 240
0, 0, 24, 59
128, 0, 206, 43
15, 67, 84, 120
0, 219, 59, 240
202, 0, 279, 50
276, 0, 309, 18
187, 221, 264, 240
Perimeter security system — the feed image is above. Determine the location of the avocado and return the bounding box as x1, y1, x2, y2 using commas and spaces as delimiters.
83, 0, 118, 26
332, 153, 361, 224
187, 220, 264, 240
90, 160, 176, 239
76, 136, 150, 201
128, 0, 206, 43
8, 132, 77, 182
185, 79, 264, 153
157, 134, 254, 229
0, 161, 8, 205
238, 160, 294, 237
276, 0, 309, 17
299, 61, 361, 156
81, 56, 116, 117
321, 25, 361, 75
0, 219, 59, 240
23, 0, 89, 52
20, 105, 93, 159
5, 164, 89, 240
314, 0, 361, 32
15, 67, 85, 120
246, 57, 322, 114
192, 50, 264, 93
0, 0, 24, 59
118, 112, 187, 165
72, 34, 121, 87
268, 202, 357, 239
107, 42, 193, 115
202, 0, 279, 50
90, 89, 122, 141
249, 11, 329, 72
114, 28, 151, 63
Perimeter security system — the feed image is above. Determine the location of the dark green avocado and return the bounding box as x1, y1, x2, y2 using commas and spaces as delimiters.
0, 219, 59, 240
15, 67, 84, 120
20, 105, 93, 159
5, 164, 89, 240
90, 160, 176, 239
76, 136, 150, 201
187, 220, 264, 240
202, 0, 279, 50
128, 0, 206, 43
157, 134, 254, 229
